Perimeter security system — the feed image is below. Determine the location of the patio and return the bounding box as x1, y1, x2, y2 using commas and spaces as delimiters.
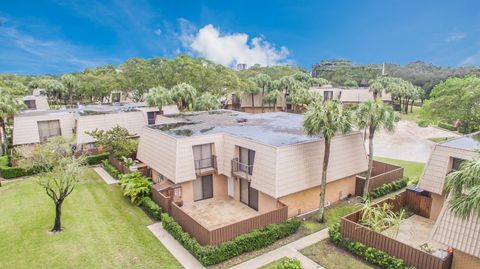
382, 214, 449, 258
180, 197, 260, 230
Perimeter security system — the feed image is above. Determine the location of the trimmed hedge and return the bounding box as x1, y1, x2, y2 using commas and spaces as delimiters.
141, 196, 162, 221
0, 155, 36, 179
270, 258, 302, 269
162, 213, 301, 266
329, 223, 413, 269
85, 152, 109, 165
368, 177, 409, 199
438, 122, 456, 131
102, 159, 121, 179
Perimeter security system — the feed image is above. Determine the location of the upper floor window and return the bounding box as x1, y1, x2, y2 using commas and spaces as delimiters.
147, 111, 160, 125
193, 143, 213, 169
24, 100, 37, 110
239, 147, 255, 175
37, 120, 61, 141
451, 157, 466, 171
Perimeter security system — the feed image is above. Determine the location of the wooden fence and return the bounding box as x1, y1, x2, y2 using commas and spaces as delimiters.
169, 201, 288, 246
151, 189, 171, 214
340, 191, 451, 269
355, 160, 404, 196
108, 155, 151, 178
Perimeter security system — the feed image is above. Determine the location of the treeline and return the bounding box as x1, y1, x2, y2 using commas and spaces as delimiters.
312, 60, 480, 98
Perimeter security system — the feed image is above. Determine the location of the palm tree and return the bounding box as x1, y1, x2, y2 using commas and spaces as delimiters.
244, 78, 260, 110
60, 74, 78, 105
251, 74, 271, 112
263, 90, 283, 112
146, 86, 172, 115
369, 80, 384, 100
356, 100, 398, 198
194, 92, 220, 111
303, 99, 352, 222
445, 159, 480, 218
171, 83, 197, 111
0, 89, 23, 156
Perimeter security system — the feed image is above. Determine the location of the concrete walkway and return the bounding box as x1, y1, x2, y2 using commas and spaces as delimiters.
93, 167, 117, 185
147, 223, 205, 269
231, 229, 329, 269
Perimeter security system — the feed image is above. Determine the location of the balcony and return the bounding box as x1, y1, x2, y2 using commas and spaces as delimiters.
194, 155, 217, 175
231, 158, 253, 180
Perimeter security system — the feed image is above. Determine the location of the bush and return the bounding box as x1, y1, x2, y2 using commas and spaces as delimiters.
162, 213, 301, 266
119, 172, 151, 205
328, 223, 413, 269
368, 177, 409, 199
272, 258, 302, 269
438, 122, 456, 131
141, 196, 162, 220
102, 159, 121, 179
416, 119, 430, 127
85, 152, 109, 165
0, 155, 36, 179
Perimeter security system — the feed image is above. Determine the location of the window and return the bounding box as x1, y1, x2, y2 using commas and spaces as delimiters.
193, 175, 213, 201
37, 120, 61, 141
24, 100, 37, 110
239, 147, 255, 175
193, 144, 213, 169
240, 178, 259, 211
147, 111, 160, 125
324, 91, 333, 101
451, 157, 466, 171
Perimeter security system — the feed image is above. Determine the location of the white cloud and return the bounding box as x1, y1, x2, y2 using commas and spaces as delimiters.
447, 32, 466, 42
154, 28, 162, 36
181, 24, 291, 67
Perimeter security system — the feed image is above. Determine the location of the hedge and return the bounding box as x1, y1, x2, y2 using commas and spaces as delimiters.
0, 155, 36, 179
269, 258, 303, 269
368, 177, 409, 199
161, 213, 301, 266
329, 223, 413, 269
102, 159, 121, 179
85, 152, 109, 165
141, 196, 162, 220
437, 122, 456, 131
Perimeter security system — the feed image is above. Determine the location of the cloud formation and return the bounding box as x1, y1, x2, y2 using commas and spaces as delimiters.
181, 24, 291, 67
447, 32, 466, 42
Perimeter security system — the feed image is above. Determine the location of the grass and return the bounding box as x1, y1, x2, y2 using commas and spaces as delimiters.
0, 168, 181, 269
302, 202, 362, 233
398, 106, 422, 122
373, 156, 425, 181
301, 239, 376, 269
259, 257, 296, 269
428, 137, 455, 143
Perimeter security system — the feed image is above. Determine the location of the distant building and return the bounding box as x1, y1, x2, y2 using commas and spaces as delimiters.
236, 63, 247, 71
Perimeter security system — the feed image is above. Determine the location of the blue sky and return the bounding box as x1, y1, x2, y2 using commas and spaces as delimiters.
1, 0, 479, 74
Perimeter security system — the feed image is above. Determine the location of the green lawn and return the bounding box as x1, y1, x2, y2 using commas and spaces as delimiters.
398, 105, 422, 123
373, 156, 425, 181
428, 137, 455, 143
0, 169, 181, 269
301, 240, 376, 269
302, 202, 361, 233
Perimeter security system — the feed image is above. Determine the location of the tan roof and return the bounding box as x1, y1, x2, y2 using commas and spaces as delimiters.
431, 200, 480, 258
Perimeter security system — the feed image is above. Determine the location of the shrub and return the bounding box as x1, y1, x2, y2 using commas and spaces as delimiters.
85, 152, 109, 165
273, 258, 302, 269
416, 119, 430, 127
161, 213, 301, 266
328, 223, 413, 269
119, 172, 151, 205
102, 159, 121, 179
438, 122, 456, 131
141, 196, 162, 220
0, 155, 36, 179
368, 177, 409, 199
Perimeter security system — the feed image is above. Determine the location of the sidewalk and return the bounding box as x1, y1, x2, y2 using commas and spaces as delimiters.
93, 167, 117, 185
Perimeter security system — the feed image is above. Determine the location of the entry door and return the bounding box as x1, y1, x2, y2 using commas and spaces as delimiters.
240, 178, 259, 211
193, 175, 213, 201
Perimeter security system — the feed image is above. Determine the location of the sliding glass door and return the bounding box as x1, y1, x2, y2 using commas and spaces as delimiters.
240, 178, 258, 211
193, 175, 213, 201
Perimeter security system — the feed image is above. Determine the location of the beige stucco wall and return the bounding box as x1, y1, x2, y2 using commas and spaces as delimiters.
452, 250, 480, 269
279, 175, 356, 217
179, 173, 228, 203
430, 193, 445, 221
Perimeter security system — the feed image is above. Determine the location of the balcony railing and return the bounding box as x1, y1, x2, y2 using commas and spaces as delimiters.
194, 155, 217, 174
231, 158, 254, 179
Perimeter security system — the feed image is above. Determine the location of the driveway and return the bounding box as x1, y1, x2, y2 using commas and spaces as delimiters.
372, 120, 459, 163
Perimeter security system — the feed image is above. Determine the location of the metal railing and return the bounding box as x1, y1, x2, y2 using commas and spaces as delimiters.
231, 158, 254, 179
194, 155, 217, 174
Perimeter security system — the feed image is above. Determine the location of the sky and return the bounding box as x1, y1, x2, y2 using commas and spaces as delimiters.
1, 0, 480, 74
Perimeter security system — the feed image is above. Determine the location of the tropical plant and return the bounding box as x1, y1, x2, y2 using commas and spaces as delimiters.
263, 90, 283, 112
146, 86, 173, 114
0, 89, 24, 155
171, 82, 197, 111
445, 158, 480, 218
86, 125, 138, 159
369, 80, 384, 100
344, 79, 358, 87
119, 172, 151, 205
303, 99, 352, 222
244, 78, 260, 108
359, 200, 405, 237
60, 73, 78, 105
193, 92, 220, 111
251, 73, 271, 112
356, 100, 399, 198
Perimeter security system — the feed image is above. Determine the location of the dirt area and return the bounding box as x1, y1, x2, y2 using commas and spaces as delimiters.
181, 197, 259, 230
372, 120, 459, 162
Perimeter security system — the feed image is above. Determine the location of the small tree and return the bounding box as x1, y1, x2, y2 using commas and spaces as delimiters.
251, 74, 271, 112
146, 86, 173, 114
0, 89, 24, 156
60, 74, 78, 105
86, 125, 138, 159
194, 92, 220, 111
171, 83, 197, 111
303, 99, 352, 222
344, 79, 358, 87
263, 90, 283, 112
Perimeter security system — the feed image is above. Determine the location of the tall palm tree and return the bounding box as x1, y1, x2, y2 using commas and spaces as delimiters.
369, 80, 384, 100
0, 89, 23, 156
251, 74, 271, 112
60, 74, 78, 105
303, 99, 352, 222
146, 87, 172, 115
171, 83, 197, 111
263, 90, 283, 112
356, 100, 398, 198
245, 78, 260, 110
445, 159, 480, 218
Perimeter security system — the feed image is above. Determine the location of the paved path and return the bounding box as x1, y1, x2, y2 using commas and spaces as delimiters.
147, 223, 205, 269
231, 229, 329, 269
93, 167, 117, 185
